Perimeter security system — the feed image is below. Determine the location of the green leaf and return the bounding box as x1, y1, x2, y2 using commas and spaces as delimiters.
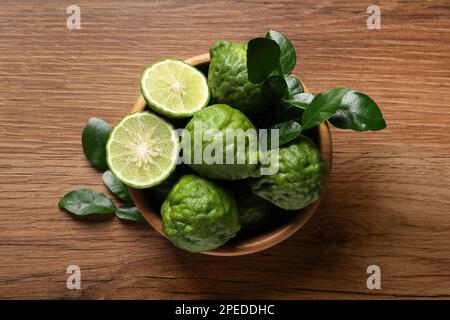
115, 206, 145, 223
103, 170, 133, 204
82, 118, 112, 171
329, 91, 386, 131
273, 107, 303, 123
302, 88, 350, 130
268, 120, 302, 148
266, 30, 297, 75
273, 93, 313, 124
247, 38, 281, 83
261, 75, 287, 103
284, 93, 315, 110
59, 189, 116, 216
285, 75, 304, 96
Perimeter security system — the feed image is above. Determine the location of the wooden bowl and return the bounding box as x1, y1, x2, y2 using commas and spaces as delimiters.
129, 53, 332, 256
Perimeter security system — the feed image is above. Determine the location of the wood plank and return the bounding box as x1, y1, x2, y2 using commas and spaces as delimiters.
0, 0, 449, 299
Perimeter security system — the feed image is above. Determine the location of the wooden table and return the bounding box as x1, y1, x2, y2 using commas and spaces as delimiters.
1, 0, 449, 299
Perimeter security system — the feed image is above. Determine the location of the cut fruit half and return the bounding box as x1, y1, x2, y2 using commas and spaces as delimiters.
140, 59, 210, 118
106, 112, 179, 189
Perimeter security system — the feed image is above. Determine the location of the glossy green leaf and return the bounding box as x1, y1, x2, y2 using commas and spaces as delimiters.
247, 38, 281, 83
261, 75, 288, 103
273, 107, 303, 123
329, 91, 386, 131
301, 87, 386, 131
82, 118, 112, 171
115, 206, 145, 223
284, 93, 315, 110
59, 189, 116, 216
268, 120, 302, 148
103, 170, 133, 204
302, 88, 350, 130
266, 30, 297, 75
273, 93, 313, 124
285, 75, 304, 96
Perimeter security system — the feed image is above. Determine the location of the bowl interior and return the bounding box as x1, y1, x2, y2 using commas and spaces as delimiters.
129, 53, 332, 256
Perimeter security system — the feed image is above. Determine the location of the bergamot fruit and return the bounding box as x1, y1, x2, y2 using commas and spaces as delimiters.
235, 192, 272, 232
208, 40, 267, 115
249, 136, 327, 210
161, 175, 240, 252
106, 112, 179, 188
182, 104, 260, 180
140, 59, 210, 118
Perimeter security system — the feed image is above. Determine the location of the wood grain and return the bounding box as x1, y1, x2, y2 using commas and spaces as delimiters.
0, 0, 449, 299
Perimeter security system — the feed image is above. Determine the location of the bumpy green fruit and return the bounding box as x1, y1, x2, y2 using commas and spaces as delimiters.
250, 136, 327, 210
161, 175, 240, 253
182, 104, 260, 180
208, 40, 267, 115
235, 192, 272, 232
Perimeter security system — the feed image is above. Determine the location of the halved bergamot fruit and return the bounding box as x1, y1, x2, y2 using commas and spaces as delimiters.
106, 112, 179, 188
140, 59, 209, 118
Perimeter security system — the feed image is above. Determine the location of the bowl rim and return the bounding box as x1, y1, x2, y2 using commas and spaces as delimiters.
128, 53, 333, 256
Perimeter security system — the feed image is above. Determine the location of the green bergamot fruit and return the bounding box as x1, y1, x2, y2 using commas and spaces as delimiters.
249, 136, 327, 210
208, 40, 268, 115
182, 104, 260, 180
161, 175, 240, 252
235, 191, 272, 232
